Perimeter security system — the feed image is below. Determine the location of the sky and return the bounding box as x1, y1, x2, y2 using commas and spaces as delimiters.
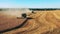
0, 0, 60, 8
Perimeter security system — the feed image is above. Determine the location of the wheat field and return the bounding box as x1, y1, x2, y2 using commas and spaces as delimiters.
0, 10, 60, 34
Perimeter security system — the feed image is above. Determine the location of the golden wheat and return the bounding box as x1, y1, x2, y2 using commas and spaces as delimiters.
2, 10, 60, 34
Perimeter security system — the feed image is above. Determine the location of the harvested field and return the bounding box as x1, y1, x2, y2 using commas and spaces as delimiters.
0, 10, 60, 34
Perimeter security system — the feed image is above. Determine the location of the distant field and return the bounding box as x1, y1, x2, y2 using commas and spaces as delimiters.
0, 9, 60, 34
